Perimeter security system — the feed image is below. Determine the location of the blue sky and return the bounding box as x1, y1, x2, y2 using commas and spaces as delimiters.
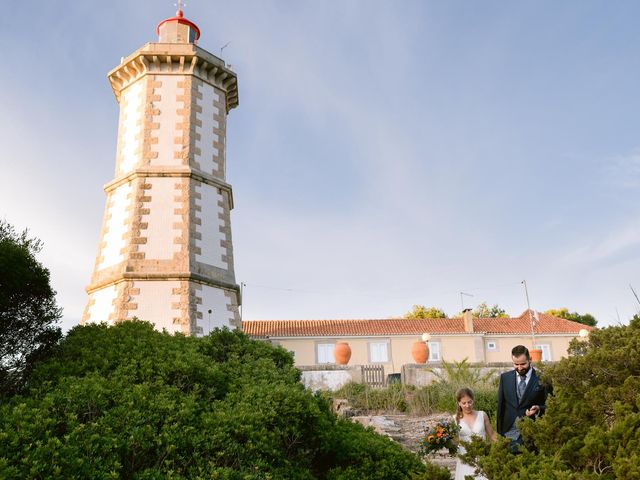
1, 1, 639, 331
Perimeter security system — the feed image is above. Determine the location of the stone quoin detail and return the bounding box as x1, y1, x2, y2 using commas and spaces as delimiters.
83, 8, 241, 333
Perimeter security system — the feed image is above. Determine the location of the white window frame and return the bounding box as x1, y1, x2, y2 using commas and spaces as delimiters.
486, 341, 497, 351
428, 341, 441, 361
368, 341, 390, 363
316, 343, 335, 364
534, 344, 552, 361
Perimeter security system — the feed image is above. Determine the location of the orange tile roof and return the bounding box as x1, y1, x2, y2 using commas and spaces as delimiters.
241, 310, 593, 338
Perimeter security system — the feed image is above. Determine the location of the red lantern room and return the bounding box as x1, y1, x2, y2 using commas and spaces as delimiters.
156, 7, 201, 44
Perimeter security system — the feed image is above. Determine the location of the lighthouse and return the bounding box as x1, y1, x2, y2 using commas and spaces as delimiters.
83, 7, 241, 335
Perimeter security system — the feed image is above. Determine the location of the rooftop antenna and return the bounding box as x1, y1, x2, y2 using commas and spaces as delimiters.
630, 284, 640, 307
522, 280, 536, 348
221, 41, 231, 55
460, 291, 474, 311
174, 0, 186, 13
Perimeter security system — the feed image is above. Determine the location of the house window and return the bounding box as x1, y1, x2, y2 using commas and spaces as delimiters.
428, 341, 441, 361
534, 344, 552, 361
487, 341, 497, 351
317, 343, 335, 364
369, 341, 389, 363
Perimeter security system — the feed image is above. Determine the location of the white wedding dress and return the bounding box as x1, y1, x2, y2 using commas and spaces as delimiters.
454, 411, 488, 480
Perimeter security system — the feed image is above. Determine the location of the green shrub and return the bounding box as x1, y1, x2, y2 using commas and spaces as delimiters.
406, 385, 435, 415
333, 360, 499, 419
468, 315, 640, 479
424, 382, 497, 419
422, 358, 498, 420
333, 382, 411, 413
428, 358, 498, 391
0, 321, 449, 479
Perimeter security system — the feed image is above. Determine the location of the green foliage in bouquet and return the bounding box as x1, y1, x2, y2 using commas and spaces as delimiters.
0, 321, 450, 479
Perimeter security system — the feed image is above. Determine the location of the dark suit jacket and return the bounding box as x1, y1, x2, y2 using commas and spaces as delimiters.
496, 368, 550, 436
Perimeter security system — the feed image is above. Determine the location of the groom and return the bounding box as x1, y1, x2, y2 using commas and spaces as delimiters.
496, 345, 551, 451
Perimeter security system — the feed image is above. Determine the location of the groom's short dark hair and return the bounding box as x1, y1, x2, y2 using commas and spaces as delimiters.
512, 345, 530, 359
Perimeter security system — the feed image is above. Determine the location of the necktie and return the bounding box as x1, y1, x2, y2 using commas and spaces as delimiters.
517, 376, 527, 399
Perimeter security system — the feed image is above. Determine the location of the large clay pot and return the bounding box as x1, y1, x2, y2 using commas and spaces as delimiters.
530, 348, 543, 362
411, 341, 430, 364
334, 342, 352, 365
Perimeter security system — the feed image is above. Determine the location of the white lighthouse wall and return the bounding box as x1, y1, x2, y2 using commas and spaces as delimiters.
128, 281, 182, 333
138, 177, 182, 259
151, 75, 185, 167
98, 182, 132, 271
196, 285, 235, 335
118, 81, 144, 175
195, 83, 220, 175
86, 285, 118, 324
194, 183, 227, 269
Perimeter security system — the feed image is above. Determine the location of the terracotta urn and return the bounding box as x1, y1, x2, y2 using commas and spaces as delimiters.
530, 348, 543, 362
411, 341, 430, 364
334, 342, 352, 365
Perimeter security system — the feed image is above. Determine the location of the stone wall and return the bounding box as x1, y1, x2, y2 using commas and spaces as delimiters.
298, 362, 532, 391
298, 365, 362, 392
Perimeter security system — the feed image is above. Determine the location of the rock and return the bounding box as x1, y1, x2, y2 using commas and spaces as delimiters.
349, 413, 457, 477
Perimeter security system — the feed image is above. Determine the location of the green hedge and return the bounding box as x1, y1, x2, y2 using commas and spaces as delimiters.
0, 321, 449, 479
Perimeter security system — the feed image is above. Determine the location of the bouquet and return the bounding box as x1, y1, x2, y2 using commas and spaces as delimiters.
419, 419, 459, 456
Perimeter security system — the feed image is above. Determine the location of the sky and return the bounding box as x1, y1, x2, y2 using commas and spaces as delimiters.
1, 1, 639, 332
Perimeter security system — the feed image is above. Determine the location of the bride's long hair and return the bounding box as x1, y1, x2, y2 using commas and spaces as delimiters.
455, 387, 475, 425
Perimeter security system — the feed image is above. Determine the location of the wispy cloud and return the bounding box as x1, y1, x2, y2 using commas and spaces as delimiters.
561, 222, 640, 267
602, 149, 640, 188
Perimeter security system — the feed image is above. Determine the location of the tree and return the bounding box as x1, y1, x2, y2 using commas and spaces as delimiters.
472, 302, 508, 318
463, 314, 640, 479
404, 305, 447, 319
545, 307, 597, 327
0, 321, 449, 479
0, 220, 62, 397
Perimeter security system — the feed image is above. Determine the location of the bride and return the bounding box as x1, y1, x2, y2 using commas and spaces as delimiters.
454, 388, 496, 480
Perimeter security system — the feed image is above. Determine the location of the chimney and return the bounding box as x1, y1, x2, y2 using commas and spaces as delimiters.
462, 308, 474, 333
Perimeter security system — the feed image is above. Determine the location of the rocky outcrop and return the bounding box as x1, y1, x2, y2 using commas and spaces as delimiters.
351, 414, 457, 475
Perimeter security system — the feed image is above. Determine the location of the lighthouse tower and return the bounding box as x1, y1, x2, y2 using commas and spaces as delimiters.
83, 8, 241, 335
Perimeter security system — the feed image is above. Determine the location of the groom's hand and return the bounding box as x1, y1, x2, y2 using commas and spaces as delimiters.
525, 405, 540, 417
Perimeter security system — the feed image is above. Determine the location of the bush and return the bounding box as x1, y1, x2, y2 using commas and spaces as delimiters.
424, 382, 497, 419
469, 316, 640, 479
333, 362, 499, 419
334, 382, 413, 413
0, 321, 449, 479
